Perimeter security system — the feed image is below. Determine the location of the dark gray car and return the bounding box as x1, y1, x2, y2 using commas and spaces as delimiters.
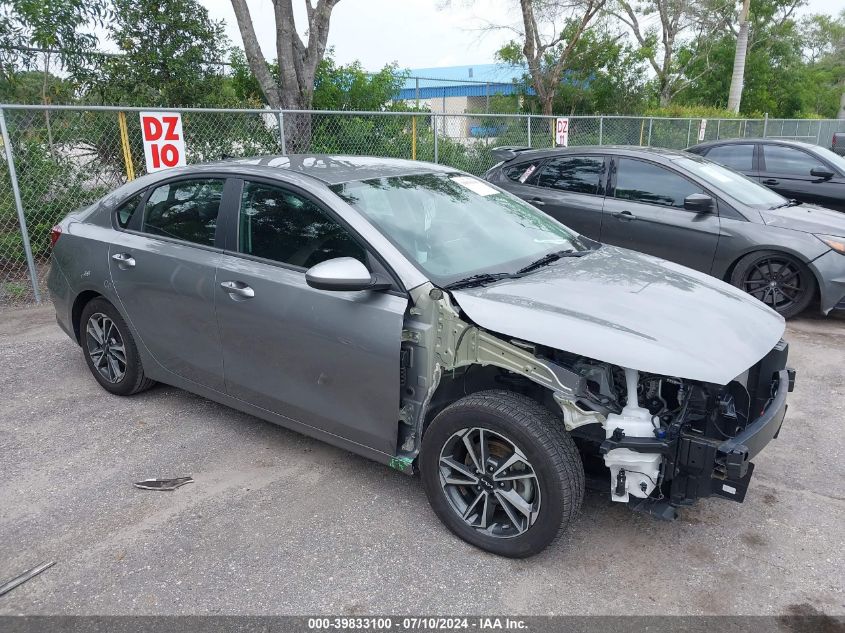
49, 155, 793, 557
685, 138, 845, 213
485, 146, 845, 318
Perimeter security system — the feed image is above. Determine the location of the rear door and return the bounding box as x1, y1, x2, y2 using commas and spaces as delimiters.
525, 155, 607, 240
600, 157, 721, 273
699, 143, 759, 181
214, 178, 407, 455
759, 143, 845, 212
108, 176, 230, 391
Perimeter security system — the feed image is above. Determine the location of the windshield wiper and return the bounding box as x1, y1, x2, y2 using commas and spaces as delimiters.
770, 199, 801, 209
444, 272, 513, 290
516, 249, 591, 275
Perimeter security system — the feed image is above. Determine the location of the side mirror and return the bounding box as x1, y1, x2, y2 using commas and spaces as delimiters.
684, 193, 714, 213
305, 257, 390, 292
810, 167, 834, 179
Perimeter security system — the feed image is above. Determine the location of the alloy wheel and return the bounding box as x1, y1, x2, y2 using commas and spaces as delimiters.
742, 256, 807, 313
85, 312, 127, 384
438, 427, 541, 539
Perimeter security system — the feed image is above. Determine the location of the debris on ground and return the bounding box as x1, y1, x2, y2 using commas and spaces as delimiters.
133, 476, 194, 491
0, 561, 56, 597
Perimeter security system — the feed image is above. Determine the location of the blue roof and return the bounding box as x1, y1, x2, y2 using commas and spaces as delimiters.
395, 63, 531, 99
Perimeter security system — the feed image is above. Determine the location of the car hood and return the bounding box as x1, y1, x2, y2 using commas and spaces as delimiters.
451, 246, 785, 385
763, 204, 845, 236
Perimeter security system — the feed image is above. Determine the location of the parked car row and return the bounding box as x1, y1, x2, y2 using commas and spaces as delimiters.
486, 142, 845, 318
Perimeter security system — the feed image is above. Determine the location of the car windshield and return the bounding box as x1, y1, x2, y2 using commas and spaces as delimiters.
673, 156, 786, 208
812, 145, 845, 173
330, 172, 586, 285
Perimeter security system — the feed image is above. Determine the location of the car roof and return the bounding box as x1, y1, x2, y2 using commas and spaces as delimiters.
198, 154, 455, 185
688, 138, 820, 151
501, 145, 692, 162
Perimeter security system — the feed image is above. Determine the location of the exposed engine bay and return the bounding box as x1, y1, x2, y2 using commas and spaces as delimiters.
398, 283, 793, 518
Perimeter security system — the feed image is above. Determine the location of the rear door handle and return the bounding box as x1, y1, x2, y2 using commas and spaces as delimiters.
611, 210, 637, 221
762, 178, 779, 185
111, 253, 136, 268
220, 280, 255, 300
530, 197, 545, 206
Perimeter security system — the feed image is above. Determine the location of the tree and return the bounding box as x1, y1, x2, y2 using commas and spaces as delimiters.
610, 0, 715, 106
85, 0, 231, 107
230, 0, 341, 149
494, 0, 607, 116
727, 0, 751, 113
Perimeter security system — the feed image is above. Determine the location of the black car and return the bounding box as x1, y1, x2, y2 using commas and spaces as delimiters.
484, 145, 845, 318
686, 138, 845, 213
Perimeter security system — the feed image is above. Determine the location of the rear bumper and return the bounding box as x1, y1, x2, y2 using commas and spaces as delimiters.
46, 258, 75, 341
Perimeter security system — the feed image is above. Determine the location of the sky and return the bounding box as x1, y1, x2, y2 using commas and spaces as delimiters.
202, 0, 843, 73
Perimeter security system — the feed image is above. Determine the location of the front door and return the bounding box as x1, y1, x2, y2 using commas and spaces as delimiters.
108, 177, 228, 391
600, 157, 721, 273
214, 179, 407, 455
759, 143, 845, 212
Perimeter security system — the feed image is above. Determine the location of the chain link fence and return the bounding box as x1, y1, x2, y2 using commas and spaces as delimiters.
2, 103, 845, 308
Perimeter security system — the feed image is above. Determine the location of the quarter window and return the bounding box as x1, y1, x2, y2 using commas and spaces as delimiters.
503, 162, 540, 183
142, 179, 224, 245
238, 181, 365, 268
703, 144, 754, 172
536, 156, 605, 195
763, 144, 826, 175
114, 193, 143, 229
614, 158, 703, 209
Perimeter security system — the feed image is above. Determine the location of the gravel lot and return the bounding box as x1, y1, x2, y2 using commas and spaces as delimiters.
0, 305, 843, 616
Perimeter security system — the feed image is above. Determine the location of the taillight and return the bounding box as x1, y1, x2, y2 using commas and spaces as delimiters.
50, 225, 62, 248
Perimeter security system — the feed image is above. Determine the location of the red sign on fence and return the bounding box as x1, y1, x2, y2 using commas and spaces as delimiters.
140, 112, 186, 172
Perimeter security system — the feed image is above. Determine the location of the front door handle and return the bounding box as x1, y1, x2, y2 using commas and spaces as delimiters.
530, 197, 546, 206
762, 178, 780, 185
111, 253, 136, 268
611, 210, 637, 221
220, 280, 255, 300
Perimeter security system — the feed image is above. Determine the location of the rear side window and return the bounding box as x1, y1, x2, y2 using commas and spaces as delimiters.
535, 156, 605, 195
614, 158, 703, 209
762, 144, 826, 176
238, 181, 365, 268
114, 193, 143, 228
503, 162, 540, 183
142, 179, 224, 246
703, 144, 754, 172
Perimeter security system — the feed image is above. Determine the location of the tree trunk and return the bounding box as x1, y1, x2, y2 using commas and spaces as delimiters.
727, 0, 752, 114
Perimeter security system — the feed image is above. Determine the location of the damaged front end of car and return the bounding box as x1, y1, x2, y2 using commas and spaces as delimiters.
396, 282, 794, 519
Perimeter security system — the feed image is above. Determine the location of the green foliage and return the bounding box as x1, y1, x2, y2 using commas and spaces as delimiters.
83, 0, 231, 107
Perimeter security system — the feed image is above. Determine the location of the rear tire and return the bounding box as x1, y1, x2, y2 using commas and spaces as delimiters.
80, 298, 155, 396
730, 250, 814, 319
420, 390, 584, 558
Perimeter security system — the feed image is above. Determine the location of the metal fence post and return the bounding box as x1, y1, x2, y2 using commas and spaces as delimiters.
716, 119, 721, 140
598, 116, 603, 145
815, 120, 822, 145
687, 119, 692, 146
277, 110, 287, 155
647, 118, 653, 146
433, 114, 439, 164
762, 112, 768, 138
0, 107, 42, 303
527, 115, 532, 147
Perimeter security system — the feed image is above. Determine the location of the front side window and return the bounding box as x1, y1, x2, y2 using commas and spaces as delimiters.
673, 157, 785, 208
115, 193, 143, 228
142, 179, 224, 245
331, 173, 585, 285
614, 158, 703, 209
238, 181, 365, 268
763, 144, 826, 175
703, 144, 754, 172
535, 156, 605, 195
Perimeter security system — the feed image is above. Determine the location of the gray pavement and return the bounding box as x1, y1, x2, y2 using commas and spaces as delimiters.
0, 306, 843, 616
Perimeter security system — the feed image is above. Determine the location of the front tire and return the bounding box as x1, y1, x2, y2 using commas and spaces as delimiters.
730, 251, 814, 319
80, 298, 155, 396
420, 390, 584, 558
